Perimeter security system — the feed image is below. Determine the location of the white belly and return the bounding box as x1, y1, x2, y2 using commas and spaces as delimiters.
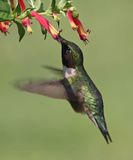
63, 67, 77, 78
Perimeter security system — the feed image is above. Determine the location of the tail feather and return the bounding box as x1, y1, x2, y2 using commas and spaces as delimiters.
87, 113, 112, 144
95, 118, 112, 144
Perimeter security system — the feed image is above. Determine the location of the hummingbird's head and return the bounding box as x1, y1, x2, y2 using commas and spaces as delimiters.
58, 36, 83, 68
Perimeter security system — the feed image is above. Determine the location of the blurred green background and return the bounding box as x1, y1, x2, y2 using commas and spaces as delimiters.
0, 0, 133, 160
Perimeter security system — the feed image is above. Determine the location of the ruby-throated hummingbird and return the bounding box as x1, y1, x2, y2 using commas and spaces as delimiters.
17, 36, 112, 143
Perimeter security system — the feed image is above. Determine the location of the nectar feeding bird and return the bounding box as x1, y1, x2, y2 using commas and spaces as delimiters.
16, 36, 112, 144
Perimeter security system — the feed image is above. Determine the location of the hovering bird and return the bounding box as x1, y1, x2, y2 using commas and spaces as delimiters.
17, 36, 112, 143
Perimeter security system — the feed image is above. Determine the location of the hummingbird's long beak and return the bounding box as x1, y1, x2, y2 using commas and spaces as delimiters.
57, 36, 69, 56
57, 36, 68, 45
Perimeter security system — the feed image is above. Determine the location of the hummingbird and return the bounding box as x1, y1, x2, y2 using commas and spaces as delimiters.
17, 36, 112, 144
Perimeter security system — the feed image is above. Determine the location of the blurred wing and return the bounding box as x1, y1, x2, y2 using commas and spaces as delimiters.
16, 79, 67, 99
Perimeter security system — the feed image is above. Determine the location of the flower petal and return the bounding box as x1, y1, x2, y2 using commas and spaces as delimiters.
31, 11, 60, 39
22, 17, 33, 34
66, 10, 78, 30
18, 0, 26, 12
74, 18, 90, 41
0, 21, 10, 33
21, 17, 30, 27
66, 9, 90, 41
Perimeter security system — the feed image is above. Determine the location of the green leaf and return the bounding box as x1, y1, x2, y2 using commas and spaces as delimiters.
0, 12, 13, 21
58, 0, 72, 10
17, 8, 31, 20
26, 0, 44, 11
0, 0, 11, 13
72, 10, 79, 18
0, 0, 14, 21
26, 0, 34, 8
40, 25, 47, 40
37, 2, 45, 12
50, 0, 60, 13
14, 20, 25, 42
58, 0, 67, 8
51, 0, 56, 9
34, 0, 42, 11
14, 4, 22, 16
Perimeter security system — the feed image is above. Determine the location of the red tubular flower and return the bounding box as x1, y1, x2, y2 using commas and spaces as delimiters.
4, 21, 10, 25
18, 0, 33, 33
66, 9, 90, 41
66, 10, 78, 30
22, 17, 33, 33
31, 11, 60, 39
18, 0, 26, 11
0, 21, 10, 33
74, 18, 90, 41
